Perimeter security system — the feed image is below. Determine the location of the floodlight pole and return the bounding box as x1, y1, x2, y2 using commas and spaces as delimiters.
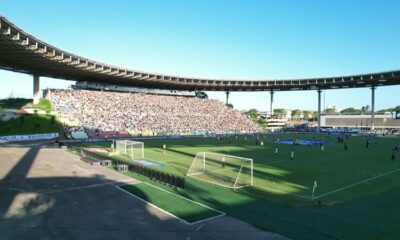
33, 74, 40, 104
317, 89, 322, 133
270, 90, 274, 116
371, 86, 376, 131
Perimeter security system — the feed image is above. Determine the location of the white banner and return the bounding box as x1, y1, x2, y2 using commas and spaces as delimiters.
0, 133, 59, 144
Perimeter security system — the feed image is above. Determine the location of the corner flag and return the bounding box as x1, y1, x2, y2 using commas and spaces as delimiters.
312, 181, 318, 198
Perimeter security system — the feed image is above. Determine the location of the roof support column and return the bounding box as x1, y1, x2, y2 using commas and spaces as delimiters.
270, 90, 274, 116
371, 86, 376, 131
226, 91, 230, 105
317, 89, 322, 133
33, 74, 40, 104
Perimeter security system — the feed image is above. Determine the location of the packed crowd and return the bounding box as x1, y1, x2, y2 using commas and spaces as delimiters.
48, 89, 261, 138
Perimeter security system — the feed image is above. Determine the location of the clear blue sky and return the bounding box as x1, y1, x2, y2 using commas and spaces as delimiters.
1, 0, 399, 111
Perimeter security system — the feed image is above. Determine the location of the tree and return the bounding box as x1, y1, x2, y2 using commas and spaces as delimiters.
303, 110, 312, 119
51, 115, 56, 125
273, 108, 285, 114
19, 115, 25, 125
324, 108, 336, 114
247, 109, 259, 121
291, 109, 302, 119
340, 107, 361, 114
360, 105, 370, 114
377, 105, 400, 113
309, 112, 318, 121
226, 103, 234, 109
246, 109, 268, 129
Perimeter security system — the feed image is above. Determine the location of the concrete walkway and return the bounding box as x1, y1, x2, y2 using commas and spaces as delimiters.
0, 142, 288, 240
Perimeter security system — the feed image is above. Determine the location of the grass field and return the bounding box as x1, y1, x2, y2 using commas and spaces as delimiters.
119, 182, 224, 224
74, 133, 400, 239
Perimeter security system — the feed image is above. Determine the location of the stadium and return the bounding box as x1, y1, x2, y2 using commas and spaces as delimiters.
1, 2, 400, 240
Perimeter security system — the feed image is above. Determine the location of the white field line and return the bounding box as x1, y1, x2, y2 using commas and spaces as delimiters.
232, 184, 251, 190
187, 168, 251, 190
117, 182, 226, 225
202, 152, 252, 161
187, 167, 236, 176
117, 185, 192, 225
213, 167, 236, 173
187, 175, 251, 191
188, 175, 236, 189
257, 159, 289, 165
187, 172, 205, 176
196, 224, 204, 231
189, 212, 227, 225
142, 182, 225, 214
253, 156, 312, 199
312, 167, 400, 199
254, 185, 312, 199
41, 178, 138, 194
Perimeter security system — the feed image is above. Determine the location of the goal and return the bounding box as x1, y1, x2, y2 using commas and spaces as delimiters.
115, 140, 144, 162
187, 152, 253, 190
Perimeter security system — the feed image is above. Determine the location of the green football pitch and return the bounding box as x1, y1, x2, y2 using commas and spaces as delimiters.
74, 133, 400, 239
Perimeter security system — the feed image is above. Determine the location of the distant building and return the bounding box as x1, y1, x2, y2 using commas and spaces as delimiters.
266, 118, 287, 130
256, 111, 288, 130
321, 114, 400, 129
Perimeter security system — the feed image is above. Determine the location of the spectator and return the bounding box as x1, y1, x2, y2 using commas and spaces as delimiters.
48, 89, 261, 138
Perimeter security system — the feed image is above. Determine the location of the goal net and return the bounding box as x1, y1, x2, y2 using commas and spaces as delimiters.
187, 152, 253, 190
115, 140, 144, 162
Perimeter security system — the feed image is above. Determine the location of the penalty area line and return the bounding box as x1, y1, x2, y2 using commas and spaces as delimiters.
187, 175, 238, 189
117, 182, 226, 225
312, 167, 400, 199
40, 178, 139, 194
256, 159, 289, 166
142, 182, 225, 215
254, 185, 312, 199
116, 185, 192, 225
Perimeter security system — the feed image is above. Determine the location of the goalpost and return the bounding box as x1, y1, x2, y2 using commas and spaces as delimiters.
115, 140, 144, 162
187, 152, 253, 190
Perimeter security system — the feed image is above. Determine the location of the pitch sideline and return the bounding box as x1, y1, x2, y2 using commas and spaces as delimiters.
312, 166, 400, 199
254, 166, 400, 200
116, 182, 226, 225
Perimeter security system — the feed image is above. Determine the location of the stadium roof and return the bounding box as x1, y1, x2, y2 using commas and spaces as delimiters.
1, 15, 400, 91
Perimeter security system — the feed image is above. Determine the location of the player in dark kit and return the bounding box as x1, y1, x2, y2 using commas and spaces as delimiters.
344, 142, 348, 151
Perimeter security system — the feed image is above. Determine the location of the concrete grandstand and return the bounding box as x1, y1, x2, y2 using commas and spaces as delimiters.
321, 114, 400, 129
0, 15, 400, 131
1, 6, 400, 240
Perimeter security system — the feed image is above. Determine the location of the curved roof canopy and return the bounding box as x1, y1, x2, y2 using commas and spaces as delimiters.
0, 15, 399, 91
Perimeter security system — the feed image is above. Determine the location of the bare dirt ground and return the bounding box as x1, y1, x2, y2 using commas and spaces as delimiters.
0, 141, 288, 240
